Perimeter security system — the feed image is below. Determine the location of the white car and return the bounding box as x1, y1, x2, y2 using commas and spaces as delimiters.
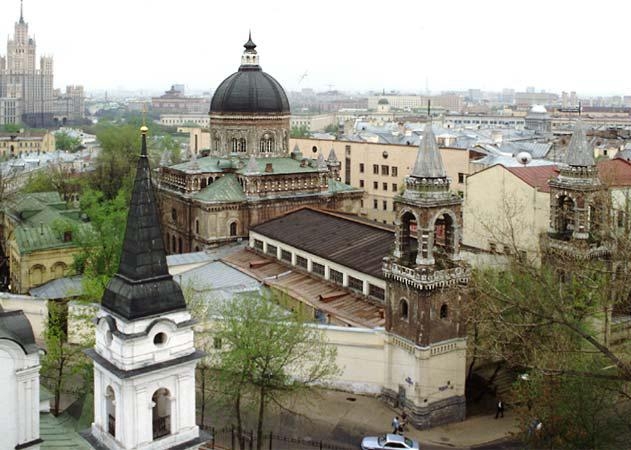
361, 433, 420, 450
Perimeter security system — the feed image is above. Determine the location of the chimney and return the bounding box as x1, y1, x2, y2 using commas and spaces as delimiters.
264, 163, 273, 173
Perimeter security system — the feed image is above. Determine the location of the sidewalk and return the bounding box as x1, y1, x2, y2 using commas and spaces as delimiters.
302, 389, 520, 448
204, 388, 521, 449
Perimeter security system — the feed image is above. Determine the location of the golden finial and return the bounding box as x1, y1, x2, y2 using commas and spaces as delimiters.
140, 102, 148, 133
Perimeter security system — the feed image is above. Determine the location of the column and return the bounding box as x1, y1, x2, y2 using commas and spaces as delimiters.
291, 253, 297, 266
324, 265, 330, 280
342, 273, 349, 287
307, 259, 313, 273
362, 280, 370, 296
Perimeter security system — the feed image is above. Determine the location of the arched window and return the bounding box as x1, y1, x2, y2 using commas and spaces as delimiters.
152, 388, 171, 440
171, 235, 176, 253
399, 298, 409, 320
399, 211, 417, 265
178, 237, 183, 253
106, 386, 116, 437
557, 195, 575, 239
200, 178, 207, 189
29, 264, 45, 286
260, 133, 274, 153
232, 138, 246, 152
229, 221, 238, 237
440, 303, 448, 319
195, 219, 199, 234
433, 212, 456, 258
52, 262, 67, 278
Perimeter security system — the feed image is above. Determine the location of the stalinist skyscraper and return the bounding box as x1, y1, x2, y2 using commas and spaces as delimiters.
0, 1, 54, 127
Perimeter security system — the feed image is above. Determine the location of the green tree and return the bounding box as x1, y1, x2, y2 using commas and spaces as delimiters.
73, 187, 130, 301
91, 124, 140, 199
40, 301, 93, 415
3, 123, 22, 133
181, 279, 217, 428
290, 125, 310, 138
215, 292, 339, 450
468, 247, 631, 447
150, 134, 182, 167
21, 162, 84, 199
323, 123, 338, 134
55, 131, 82, 151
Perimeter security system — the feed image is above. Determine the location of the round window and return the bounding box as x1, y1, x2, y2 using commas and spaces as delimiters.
153, 332, 168, 346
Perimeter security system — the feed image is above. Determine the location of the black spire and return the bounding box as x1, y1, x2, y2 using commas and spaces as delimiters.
101, 126, 186, 320
19, 0, 24, 24
244, 30, 256, 51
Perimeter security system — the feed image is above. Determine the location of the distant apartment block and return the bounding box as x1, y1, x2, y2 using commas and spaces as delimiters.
159, 113, 210, 127
151, 85, 210, 114
368, 94, 463, 112
514, 91, 559, 109
290, 113, 336, 131
0, 5, 84, 126
444, 114, 525, 129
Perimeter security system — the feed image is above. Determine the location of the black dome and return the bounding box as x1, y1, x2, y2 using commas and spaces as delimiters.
210, 67, 290, 114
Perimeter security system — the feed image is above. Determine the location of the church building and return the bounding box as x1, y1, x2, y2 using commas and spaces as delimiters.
155, 35, 362, 253
241, 120, 470, 428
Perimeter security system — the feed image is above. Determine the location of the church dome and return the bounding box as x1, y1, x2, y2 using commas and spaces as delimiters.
378, 98, 389, 105
210, 35, 290, 115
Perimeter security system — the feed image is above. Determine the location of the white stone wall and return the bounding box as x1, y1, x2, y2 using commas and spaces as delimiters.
91, 307, 200, 450
94, 310, 195, 372
0, 293, 47, 340
0, 340, 40, 450
92, 361, 199, 450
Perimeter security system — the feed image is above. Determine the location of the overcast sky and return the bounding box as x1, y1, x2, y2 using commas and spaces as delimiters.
1, 0, 629, 96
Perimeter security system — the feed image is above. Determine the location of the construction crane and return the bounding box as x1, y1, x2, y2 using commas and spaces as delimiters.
298, 71, 308, 84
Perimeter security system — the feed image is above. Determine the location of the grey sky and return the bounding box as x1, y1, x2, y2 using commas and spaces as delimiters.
1, 0, 629, 96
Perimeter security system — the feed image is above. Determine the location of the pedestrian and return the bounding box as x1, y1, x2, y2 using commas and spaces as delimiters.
495, 398, 504, 419
400, 411, 408, 432
391, 416, 400, 434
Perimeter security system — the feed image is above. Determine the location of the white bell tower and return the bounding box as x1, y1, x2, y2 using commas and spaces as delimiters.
84, 126, 205, 450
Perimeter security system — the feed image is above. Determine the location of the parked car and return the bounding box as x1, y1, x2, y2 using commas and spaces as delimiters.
361, 433, 420, 450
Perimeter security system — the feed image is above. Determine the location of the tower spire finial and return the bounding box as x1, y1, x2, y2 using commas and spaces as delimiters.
244, 30, 256, 51
140, 103, 148, 157
19, 0, 24, 23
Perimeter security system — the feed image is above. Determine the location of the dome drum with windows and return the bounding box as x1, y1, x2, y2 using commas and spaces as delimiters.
209, 33, 290, 157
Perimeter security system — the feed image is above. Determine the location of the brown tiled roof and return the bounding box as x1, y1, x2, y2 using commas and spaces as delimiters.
250, 208, 393, 279
506, 165, 558, 193
222, 248, 385, 328
597, 159, 631, 187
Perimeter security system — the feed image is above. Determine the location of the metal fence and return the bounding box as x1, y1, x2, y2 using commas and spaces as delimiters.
200, 425, 358, 450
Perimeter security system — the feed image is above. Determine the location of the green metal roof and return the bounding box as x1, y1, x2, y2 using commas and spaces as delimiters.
171, 155, 322, 175
7, 191, 88, 254
14, 225, 77, 254
40, 412, 92, 449
236, 157, 322, 175
193, 174, 246, 203
327, 179, 362, 194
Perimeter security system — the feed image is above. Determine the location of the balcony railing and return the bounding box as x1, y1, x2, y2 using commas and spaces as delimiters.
153, 415, 171, 440
108, 414, 115, 437
383, 258, 470, 290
